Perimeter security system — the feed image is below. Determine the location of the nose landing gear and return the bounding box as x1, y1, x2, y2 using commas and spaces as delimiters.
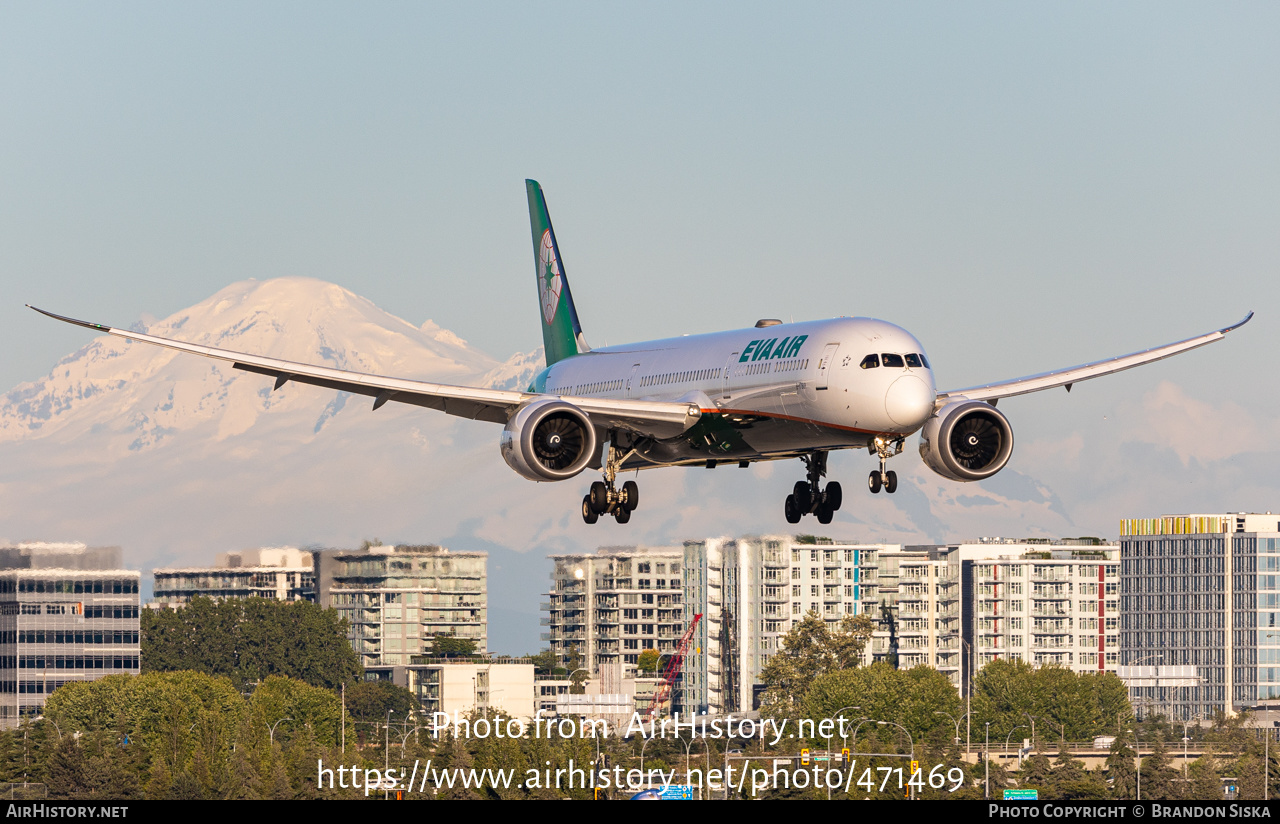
867, 436, 904, 495
784, 451, 843, 525
582, 441, 640, 524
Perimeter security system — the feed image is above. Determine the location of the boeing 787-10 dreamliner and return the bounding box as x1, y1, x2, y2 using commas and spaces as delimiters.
31, 180, 1252, 525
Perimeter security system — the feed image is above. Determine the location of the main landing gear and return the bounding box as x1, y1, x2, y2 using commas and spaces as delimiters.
582, 442, 639, 525
867, 436, 904, 495
785, 451, 842, 525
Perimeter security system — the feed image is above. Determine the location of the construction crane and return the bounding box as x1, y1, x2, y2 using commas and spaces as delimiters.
644, 613, 702, 720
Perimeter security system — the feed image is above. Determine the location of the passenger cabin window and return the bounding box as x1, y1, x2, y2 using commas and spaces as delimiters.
881, 353, 905, 368
859, 354, 879, 369
904, 354, 922, 368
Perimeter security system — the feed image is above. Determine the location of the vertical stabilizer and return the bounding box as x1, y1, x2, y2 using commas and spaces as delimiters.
526, 180, 589, 366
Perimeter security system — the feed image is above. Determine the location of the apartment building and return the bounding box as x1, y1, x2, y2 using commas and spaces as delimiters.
316, 544, 486, 668
682, 536, 892, 715
543, 546, 684, 674
151, 546, 315, 608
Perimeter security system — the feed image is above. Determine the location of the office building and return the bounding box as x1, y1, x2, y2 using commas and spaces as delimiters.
151, 546, 315, 608
317, 544, 487, 668
1120, 511, 1280, 719
544, 546, 685, 673
0, 542, 141, 728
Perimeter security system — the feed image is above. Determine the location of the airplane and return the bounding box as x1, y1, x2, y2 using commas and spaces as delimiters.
30, 180, 1252, 526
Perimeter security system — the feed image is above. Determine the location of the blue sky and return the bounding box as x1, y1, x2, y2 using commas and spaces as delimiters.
3, 2, 1279, 547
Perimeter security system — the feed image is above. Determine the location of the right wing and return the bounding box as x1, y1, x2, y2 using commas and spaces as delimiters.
937, 312, 1253, 404
28, 306, 702, 438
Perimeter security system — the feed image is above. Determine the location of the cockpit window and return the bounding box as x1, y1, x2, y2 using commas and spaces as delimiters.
881, 353, 905, 368
859, 354, 880, 369
918, 353, 930, 369
904, 353, 922, 368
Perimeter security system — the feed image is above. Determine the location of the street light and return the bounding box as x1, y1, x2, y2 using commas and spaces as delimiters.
985, 722, 991, 800
1181, 717, 1200, 782
268, 717, 292, 744
1005, 725, 1026, 768
1128, 653, 1164, 716
935, 711, 968, 750
875, 721, 915, 800
1021, 712, 1037, 750
832, 705, 861, 751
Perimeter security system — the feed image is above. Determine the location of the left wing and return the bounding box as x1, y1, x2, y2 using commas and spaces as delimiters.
28, 306, 702, 438
937, 312, 1252, 404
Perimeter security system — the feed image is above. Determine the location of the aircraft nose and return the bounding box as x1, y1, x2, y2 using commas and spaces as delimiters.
885, 375, 934, 428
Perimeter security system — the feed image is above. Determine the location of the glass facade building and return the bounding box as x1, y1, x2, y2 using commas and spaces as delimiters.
1120, 512, 1280, 718
0, 569, 141, 727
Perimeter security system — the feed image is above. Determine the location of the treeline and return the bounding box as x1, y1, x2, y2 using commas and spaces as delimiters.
142, 597, 361, 690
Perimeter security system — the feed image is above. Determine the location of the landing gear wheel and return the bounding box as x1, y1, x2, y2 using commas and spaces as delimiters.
825, 481, 843, 511
622, 480, 639, 511
885, 470, 898, 494
868, 471, 882, 494
784, 494, 801, 524
614, 506, 631, 524
590, 481, 609, 513
793, 481, 812, 512
816, 504, 834, 525
582, 495, 599, 524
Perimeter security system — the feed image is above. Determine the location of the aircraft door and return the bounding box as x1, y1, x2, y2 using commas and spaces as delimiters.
626, 363, 640, 398
816, 343, 840, 389
722, 352, 738, 399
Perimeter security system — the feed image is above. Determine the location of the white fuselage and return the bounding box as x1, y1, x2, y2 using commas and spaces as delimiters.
533, 317, 937, 466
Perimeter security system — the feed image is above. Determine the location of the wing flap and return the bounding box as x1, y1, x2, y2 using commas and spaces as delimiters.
938, 312, 1252, 403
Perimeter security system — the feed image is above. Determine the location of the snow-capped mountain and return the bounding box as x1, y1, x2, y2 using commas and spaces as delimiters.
1, 278, 538, 448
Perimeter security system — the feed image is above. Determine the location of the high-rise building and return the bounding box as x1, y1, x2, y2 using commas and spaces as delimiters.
316, 544, 486, 668
865, 539, 1120, 695
954, 539, 1120, 690
682, 536, 892, 715
544, 546, 684, 673
870, 546, 961, 682
151, 547, 315, 608
1120, 512, 1280, 719
0, 542, 141, 728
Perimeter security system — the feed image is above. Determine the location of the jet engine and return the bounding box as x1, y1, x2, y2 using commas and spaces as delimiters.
918, 400, 1014, 482
500, 399, 599, 482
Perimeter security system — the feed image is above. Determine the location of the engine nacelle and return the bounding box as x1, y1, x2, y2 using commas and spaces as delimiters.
918, 400, 1014, 482
500, 399, 598, 482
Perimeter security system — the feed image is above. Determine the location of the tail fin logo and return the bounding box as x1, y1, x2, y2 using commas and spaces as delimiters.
538, 229, 562, 324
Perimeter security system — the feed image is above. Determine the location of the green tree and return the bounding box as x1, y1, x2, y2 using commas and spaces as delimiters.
1106, 730, 1139, 799
802, 662, 960, 743
758, 611, 874, 720
429, 634, 477, 657
972, 659, 1130, 743
1139, 733, 1183, 800
1046, 741, 1108, 799
142, 597, 361, 689
528, 649, 557, 674
636, 649, 661, 674
344, 680, 418, 728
